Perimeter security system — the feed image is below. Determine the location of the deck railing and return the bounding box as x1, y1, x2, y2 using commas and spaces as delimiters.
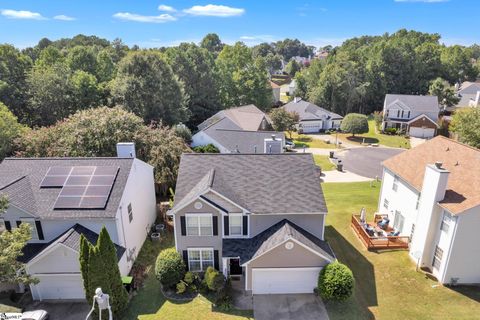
351, 215, 409, 250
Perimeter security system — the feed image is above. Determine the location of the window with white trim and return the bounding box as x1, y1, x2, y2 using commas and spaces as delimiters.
188, 248, 214, 271
128, 203, 133, 223
392, 176, 399, 192
186, 214, 212, 236
0, 219, 5, 233
383, 199, 389, 209
21, 219, 38, 240
415, 193, 421, 210
440, 211, 452, 233
229, 215, 242, 236
432, 245, 443, 270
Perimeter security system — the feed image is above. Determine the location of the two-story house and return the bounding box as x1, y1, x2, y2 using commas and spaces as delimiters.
381, 94, 440, 138
0, 143, 156, 300
282, 98, 343, 133
378, 136, 480, 284
191, 105, 285, 154
169, 153, 335, 294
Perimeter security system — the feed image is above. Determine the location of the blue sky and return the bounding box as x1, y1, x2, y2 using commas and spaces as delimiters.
0, 0, 478, 49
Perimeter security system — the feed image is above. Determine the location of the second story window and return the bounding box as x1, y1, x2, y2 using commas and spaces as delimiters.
397, 110, 400, 118
186, 214, 212, 236
229, 215, 243, 236
392, 176, 399, 192
440, 211, 452, 233
416, 193, 421, 210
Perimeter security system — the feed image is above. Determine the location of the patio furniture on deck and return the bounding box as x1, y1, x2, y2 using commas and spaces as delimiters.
351, 214, 409, 250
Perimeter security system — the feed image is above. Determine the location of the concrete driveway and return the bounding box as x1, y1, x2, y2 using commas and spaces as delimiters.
336, 147, 404, 179
24, 300, 90, 320
253, 294, 329, 320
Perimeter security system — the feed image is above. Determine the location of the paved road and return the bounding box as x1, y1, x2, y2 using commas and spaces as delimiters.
253, 294, 329, 320
336, 147, 404, 179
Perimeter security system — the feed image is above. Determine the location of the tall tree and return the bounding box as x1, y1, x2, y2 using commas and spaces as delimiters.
269, 108, 299, 139
200, 33, 224, 56
165, 43, 221, 128
428, 77, 460, 109
0, 102, 27, 160
80, 227, 128, 318
0, 44, 32, 122
441, 45, 477, 84
216, 42, 272, 110
274, 38, 314, 60
0, 196, 36, 285
112, 51, 188, 125
450, 108, 480, 148
66, 46, 98, 75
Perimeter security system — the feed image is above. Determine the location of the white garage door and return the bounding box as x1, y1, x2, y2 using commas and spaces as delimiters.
300, 122, 322, 133
34, 274, 85, 300
252, 267, 322, 294
409, 127, 435, 138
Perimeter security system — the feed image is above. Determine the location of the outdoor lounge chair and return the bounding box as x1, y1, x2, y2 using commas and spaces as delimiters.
377, 217, 390, 230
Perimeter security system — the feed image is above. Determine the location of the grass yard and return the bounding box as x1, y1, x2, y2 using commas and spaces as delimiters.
337, 119, 411, 149
322, 181, 480, 320
313, 155, 336, 171
290, 132, 336, 149
121, 232, 253, 320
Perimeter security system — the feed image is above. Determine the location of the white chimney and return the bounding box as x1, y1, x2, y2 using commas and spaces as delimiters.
475, 91, 480, 107
116, 142, 136, 158
293, 97, 301, 103
409, 163, 450, 268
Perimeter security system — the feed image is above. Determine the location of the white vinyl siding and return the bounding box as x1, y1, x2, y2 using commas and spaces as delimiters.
186, 214, 212, 236
188, 248, 214, 272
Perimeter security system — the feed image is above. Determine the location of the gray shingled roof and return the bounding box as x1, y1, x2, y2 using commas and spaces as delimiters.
222, 219, 335, 264
282, 100, 343, 121
173, 153, 327, 214
384, 94, 439, 113
197, 104, 270, 132
20, 224, 126, 263
0, 158, 134, 219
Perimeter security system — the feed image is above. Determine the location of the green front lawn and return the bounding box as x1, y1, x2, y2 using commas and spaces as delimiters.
322, 181, 480, 320
338, 119, 411, 149
290, 132, 336, 149
121, 232, 253, 320
313, 155, 336, 171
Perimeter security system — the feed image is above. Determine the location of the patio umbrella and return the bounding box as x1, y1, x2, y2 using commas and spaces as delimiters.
360, 207, 366, 223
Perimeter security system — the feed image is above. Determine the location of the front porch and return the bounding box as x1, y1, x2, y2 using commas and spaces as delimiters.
351, 214, 409, 250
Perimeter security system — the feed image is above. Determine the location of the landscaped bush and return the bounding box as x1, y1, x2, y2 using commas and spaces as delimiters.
317, 261, 354, 301
155, 248, 186, 288
176, 281, 187, 294
340, 113, 369, 136
203, 266, 225, 292
192, 143, 220, 153
384, 127, 397, 135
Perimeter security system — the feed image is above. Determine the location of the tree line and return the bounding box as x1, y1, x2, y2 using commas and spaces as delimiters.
294, 29, 480, 116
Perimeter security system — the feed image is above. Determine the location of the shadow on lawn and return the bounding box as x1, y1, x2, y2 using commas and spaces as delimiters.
447, 285, 480, 304
345, 136, 379, 144
324, 226, 376, 320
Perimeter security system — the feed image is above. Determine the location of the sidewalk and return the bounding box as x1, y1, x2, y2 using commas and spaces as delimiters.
321, 169, 373, 183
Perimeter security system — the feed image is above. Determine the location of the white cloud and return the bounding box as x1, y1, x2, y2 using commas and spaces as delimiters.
394, 0, 449, 2
158, 5, 176, 12
54, 15, 76, 21
113, 12, 177, 23
183, 4, 245, 17
240, 35, 276, 44
1, 9, 46, 20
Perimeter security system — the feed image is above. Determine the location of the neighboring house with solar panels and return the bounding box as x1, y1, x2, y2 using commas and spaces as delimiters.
0, 143, 156, 300
168, 153, 335, 294
191, 105, 285, 154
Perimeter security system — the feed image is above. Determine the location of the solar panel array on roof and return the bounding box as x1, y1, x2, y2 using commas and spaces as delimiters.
44, 166, 120, 210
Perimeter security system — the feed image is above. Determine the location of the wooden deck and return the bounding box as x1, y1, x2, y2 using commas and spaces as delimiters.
351, 214, 409, 250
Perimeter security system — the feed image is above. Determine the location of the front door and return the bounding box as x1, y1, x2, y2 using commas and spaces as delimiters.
229, 258, 242, 275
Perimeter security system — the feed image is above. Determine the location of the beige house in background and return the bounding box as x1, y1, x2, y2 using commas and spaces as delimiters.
168, 153, 335, 294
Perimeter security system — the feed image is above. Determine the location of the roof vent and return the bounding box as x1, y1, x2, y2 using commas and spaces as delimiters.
455, 161, 459, 166
446, 147, 450, 151
434, 161, 443, 169
271, 134, 276, 141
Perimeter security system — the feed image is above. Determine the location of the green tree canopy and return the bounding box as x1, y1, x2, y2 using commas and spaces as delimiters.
165, 43, 221, 128
200, 33, 224, 56
450, 108, 480, 148
79, 227, 128, 318
0, 102, 27, 160
216, 42, 272, 110
112, 51, 189, 125
285, 60, 301, 77
340, 113, 369, 136
269, 108, 299, 138
16, 106, 190, 190
428, 77, 460, 108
